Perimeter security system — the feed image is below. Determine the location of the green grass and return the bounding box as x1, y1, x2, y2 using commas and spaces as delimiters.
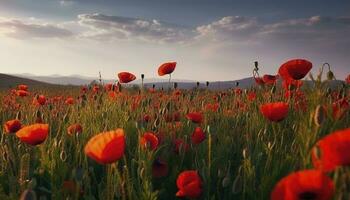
0, 80, 349, 200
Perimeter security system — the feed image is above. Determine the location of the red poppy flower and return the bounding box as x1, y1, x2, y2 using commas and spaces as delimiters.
152, 158, 169, 178
118, 72, 136, 83
143, 114, 151, 123
279, 59, 312, 80
346, 74, 350, 84
186, 112, 203, 124
92, 85, 100, 93
254, 77, 265, 85
4, 119, 22, 134
84, 129, 125, 164
271, 169, 334, 200
65, 97, 75, 105
81, 86, 88, 93
174, 139, 190, 154
262, 74, 278, 85
247, 92, 256, 101
158, 62, 176, 76
18, 84, 28, 91
191, 127, 206, 145
16, 90, 29, 97
260, 102, 289, 122
16, 124, 49, 145
104, 83, 113, 91
67, 124, 83, 135
176, 170, 202, 199
33, 95, 46, 106
332, 98, 349, 120
140, 132, 159, 151
205, 103, 219, 112
311, 128, 350, 172
234, 88, 242, 95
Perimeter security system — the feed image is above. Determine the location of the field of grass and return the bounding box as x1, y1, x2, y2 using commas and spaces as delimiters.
0, 64, 349, 199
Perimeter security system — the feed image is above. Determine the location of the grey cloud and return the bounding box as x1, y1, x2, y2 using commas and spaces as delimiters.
0, 18, 74, 39
77, 13, 194, 43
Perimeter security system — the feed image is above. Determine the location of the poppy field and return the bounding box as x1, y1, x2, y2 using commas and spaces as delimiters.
1, 60, 350, 200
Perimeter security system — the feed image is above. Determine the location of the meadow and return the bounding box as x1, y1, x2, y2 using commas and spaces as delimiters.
0, 60, 349, 200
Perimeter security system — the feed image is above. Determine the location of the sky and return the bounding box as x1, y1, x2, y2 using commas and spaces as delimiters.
0, 0, 349, 81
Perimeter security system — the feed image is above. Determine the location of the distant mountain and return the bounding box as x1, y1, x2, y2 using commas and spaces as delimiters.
0, 73, 56, 89
13, 73, 195, 86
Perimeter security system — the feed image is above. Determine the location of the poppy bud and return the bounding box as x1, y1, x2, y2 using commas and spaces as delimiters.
141, 74, 145, 80
206, 81, 209, 87
314, 105, 326, 127
196, 82, 200, 88
327, 71, 334, 81
254, 61, 259, 70
152, 84, 155, 89
236, 82, 239, 87
174, 82, 178, 89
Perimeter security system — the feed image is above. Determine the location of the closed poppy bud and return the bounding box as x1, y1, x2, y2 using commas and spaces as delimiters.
16, 124, 49, 145
67, 124, 83, 135
84, 129, 125, 164
158, 62, 176, 76
176, 170, 202, 199
206, 81, 210, 87
191, 127, 206, 145
314, 105, 326, 127
4, 119, 22, 134
260, 102, 289, 122
141, 74, 145, 80
118, 72, 136, 83
186, 112, 203, 124
140, 132, 159, 151
152, 158, 169, 178
327, 70, 334, 81
271, 169, 334, 200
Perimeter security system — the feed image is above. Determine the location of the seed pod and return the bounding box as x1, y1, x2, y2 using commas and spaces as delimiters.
314, 105, 326, 127
327, 71, 334, 81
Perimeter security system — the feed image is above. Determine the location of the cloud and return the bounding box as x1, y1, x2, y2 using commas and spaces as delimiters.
59, 0, 75, 6
0, 17, 74, 39
77, 13, 194, 43
196, 16, 259, 42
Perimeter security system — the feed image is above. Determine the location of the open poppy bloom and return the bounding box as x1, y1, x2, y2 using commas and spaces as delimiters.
158, 62, 176, 76
104, 83, 113, 91
186, 112, 203, 124
262, 74, 278, 85
118, 72, 136, 83
4, 119, 22, 134
311, 128, 350, 172
16, 124, 49, 145
260, 102, 289, 122
16, 90, 30, 97
140, 132, 159, 151
33, 95, 46, 106
247, 91, 256, 101
152, 158, 169, 178
176, 170, 202, 199
67, 124, 83, 135
279, 59, 312, 80
191, 127, 206, 145
271, 169, 334, 200
332, 98, 349, 120
254, 77, 265, 85
18, 84, 28, 91
84, 129, 125, 164
346, 74, 350, 84
65, 97, 75, 105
